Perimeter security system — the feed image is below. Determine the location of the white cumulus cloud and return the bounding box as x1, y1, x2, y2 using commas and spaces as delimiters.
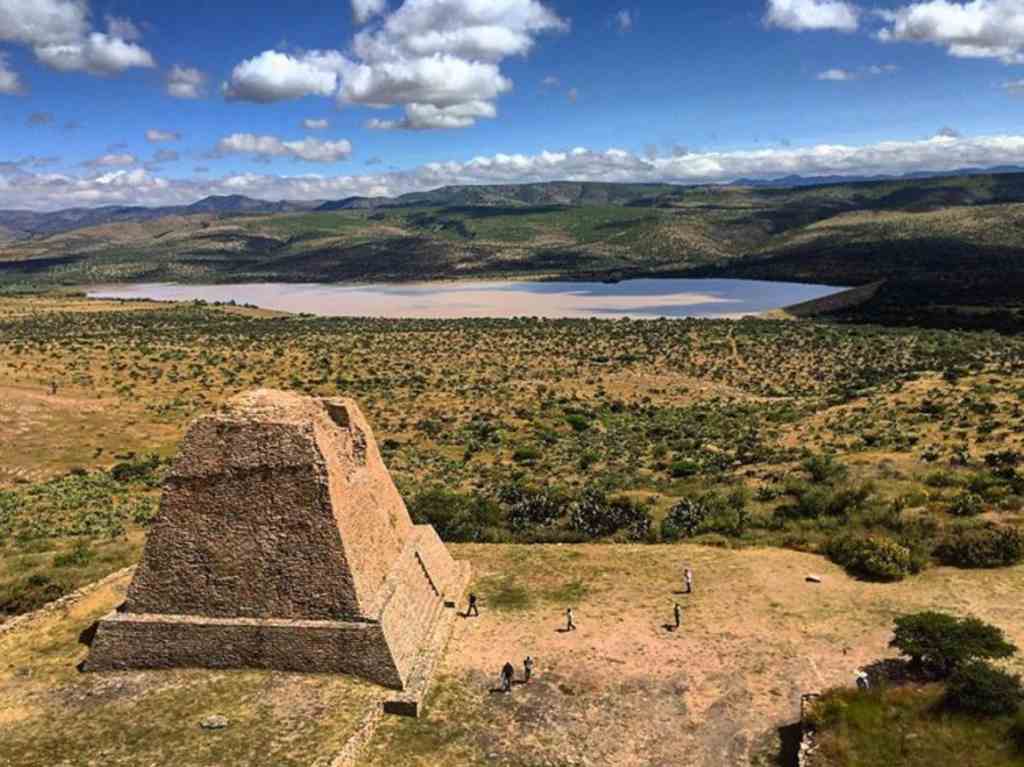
223, 49, 345, 103
878, 0, 1024, 64
0, 0, 154, 75
225, 0, 566, 128
167, 65, 206, 99
215, 133, 354, 163
817, 64, 898, 80
303, 118, 330, 130
83, 152, 138, 168
0, 52, 23, 94
367, 99, 496, 129
352, 0, 387, 23
146, 129, 181, 143
765, 0, 860, 31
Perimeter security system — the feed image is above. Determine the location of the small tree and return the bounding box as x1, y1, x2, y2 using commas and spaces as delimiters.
889, 612, 1017, 678
945, 661, 1024, 716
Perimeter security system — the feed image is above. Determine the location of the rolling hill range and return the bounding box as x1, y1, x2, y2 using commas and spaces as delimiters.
2, 172, 1024, 330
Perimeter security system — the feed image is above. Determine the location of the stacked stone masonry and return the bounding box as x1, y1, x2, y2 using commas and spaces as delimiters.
84, 390, 468, 691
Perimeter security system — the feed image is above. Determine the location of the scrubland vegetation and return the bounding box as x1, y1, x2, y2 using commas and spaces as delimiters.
1, 293, 1023, 619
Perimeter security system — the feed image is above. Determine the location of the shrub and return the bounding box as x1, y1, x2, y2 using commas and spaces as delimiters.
948, 491, 985, 517
53, 540, 94, 568
660, 497, 711, 541
826, 534, 912, 581
945, 661, 1024, 716
802, 453, 849, 484
512, 445, 542, 464
924, 470, 960, 489
890, 612, 1017, 678
408, 487, 506, 542
570, 489, 651, 541
499, 484, 568, 533
1010, 709, 1024, 752
110, 453, 165, 486
669, 459, 699, 478
777, 482, 875, 521
935, 524, 1024, 569
564, 413, 590, 433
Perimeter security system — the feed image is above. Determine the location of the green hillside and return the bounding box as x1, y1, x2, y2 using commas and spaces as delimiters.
3, 173, 1024, 330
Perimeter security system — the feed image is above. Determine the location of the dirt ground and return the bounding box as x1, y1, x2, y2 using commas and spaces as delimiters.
4, 542, 1011, 767
361, 544, 1024, 767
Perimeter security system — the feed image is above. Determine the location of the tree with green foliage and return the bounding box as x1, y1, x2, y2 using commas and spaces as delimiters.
945, 661, 1024, 716
889, 612, 1017, 678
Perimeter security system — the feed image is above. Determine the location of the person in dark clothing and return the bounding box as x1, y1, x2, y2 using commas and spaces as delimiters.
523, 655, 535, 683
467, 593, 479, 617
501, 661, 515, 693
673, 602, 682, 631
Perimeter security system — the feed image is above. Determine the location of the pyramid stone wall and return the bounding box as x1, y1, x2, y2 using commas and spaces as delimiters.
84, 390, 468, 690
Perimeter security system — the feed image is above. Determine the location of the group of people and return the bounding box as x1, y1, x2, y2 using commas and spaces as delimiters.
468, 564, 697, 693
499, 656, 535, 693
670, 566, 694, 632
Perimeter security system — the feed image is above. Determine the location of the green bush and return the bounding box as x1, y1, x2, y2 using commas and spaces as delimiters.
53, 540, 94, 568
109, 453, 165, 486
408, 487, 506, 542
569, 489, 651, 541
890, 612, 1017, 677
1010, 709, 1024, 752
802, 453, 849, 484
512, 445, 542, 464
945, 661, 1024, 716
826, 534, 912, 581
660, 497, 710, 541
669, 459, 699, 478
948, 491, 985, 517
499, 484, 569, 533
935, 524, 1024, 569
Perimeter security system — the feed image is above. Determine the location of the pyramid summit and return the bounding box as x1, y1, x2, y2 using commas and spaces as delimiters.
84, 390, 469, 691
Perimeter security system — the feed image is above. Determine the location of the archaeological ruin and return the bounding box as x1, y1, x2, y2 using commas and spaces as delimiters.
84, 389, 470, 692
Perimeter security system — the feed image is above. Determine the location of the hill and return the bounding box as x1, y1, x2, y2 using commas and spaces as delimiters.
3, 172, 1024, 329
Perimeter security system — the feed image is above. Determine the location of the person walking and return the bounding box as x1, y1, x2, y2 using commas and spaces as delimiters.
523, 655, 534, 683
501, 661, 515, 693
565, 607, 576, 632
467, 593, 479, 617
673, 602, 682, 631
684, 567, 693, 595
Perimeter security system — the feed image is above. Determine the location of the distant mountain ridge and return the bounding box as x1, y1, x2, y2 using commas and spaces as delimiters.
5, 166, 1024, 240
0, 195, 320, 240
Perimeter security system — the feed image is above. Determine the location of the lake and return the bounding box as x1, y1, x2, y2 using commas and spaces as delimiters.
88, 279, 845, 320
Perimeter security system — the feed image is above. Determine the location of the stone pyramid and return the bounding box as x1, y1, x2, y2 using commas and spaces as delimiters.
84, 390, 469, 690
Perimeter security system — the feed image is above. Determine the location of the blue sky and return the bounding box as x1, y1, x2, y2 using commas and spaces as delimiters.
2, 0, 1024, 209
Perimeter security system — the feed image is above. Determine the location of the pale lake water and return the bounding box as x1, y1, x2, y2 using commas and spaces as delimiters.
88, 279, 845, 320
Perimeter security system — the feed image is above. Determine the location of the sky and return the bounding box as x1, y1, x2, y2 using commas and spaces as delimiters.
2, 0, 1024, 210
